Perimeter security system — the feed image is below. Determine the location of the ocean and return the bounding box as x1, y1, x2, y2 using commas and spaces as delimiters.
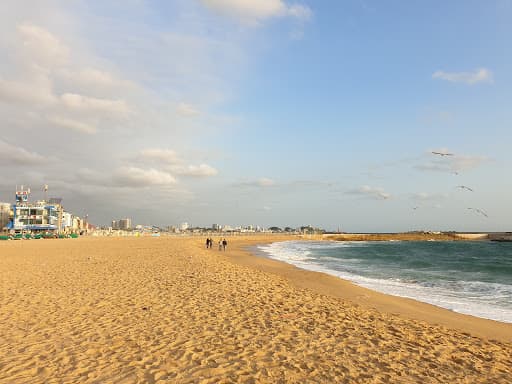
255, 240, 512, 323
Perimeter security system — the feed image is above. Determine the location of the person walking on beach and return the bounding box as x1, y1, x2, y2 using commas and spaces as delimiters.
205, 238, 210, 249
222, 238, 227, 251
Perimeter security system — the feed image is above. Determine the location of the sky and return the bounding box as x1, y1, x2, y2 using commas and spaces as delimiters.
0, 0, 511, 232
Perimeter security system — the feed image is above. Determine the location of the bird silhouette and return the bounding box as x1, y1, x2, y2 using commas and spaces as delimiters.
432, 151, 454, 156
467, 208, 488, 218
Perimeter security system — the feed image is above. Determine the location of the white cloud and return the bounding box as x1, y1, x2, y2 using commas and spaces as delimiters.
49, 116, 97, 134
451, 155, 489, 172
76, 68, 116, 86
177, 102, 201, 117
17, 23, 69, 68
176, 164, 218, 177
60, 93, 131, 116
200, 0, 312, 24
289, 180, 334, 188
287, 4, 312, 20
0, 22, 134, 144
0, 77, 55, 105
259, 178, 275, 187
432, 68, 493, 85
0, 140, 48, 165
236, 177, 276, 187
58, 68, 132, 90
415, 154, 489, 174
76, 166, 181, 188
0, 4, 310, 225
113, 167, 176, 187
137, 149, 218, 177
139, 148, 181, 164
346, 185, 391, 200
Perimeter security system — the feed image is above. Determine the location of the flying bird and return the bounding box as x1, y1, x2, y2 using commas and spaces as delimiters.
467, 208, 488, 218
456, 185, 474, 192
432, 151, 454, 156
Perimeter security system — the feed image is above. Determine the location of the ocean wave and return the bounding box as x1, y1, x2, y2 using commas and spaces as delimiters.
259, 240, 512, 323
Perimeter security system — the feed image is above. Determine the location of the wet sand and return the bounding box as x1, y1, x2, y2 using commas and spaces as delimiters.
0, 236, 510, 383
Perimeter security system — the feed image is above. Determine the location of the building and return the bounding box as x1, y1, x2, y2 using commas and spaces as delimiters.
62, 212, 73, 232
5, 186, 83, 234
8, 187, 61, 232
118, 218, 132, 230
11, 201, 62, 232
166, 225, 178, 233
111, 218, 132, 230
180, 222, 189, 231
72, 216, 84, 233
0, 203, 11, 232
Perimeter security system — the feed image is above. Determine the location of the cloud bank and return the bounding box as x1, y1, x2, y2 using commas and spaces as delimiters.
432, 68, 493, 85
0, 140, 49, 165
200, 0, 312, 24
346, 186, 391, 200
415, 153, 489, 174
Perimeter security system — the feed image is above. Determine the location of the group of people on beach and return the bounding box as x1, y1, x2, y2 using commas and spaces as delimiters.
206, 238, 227, 251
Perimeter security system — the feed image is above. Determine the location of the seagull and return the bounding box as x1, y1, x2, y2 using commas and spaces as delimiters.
456, 185, 474, 192
412, 206, 419, 210
467, 208, 488, 218
432, 151, 454, 156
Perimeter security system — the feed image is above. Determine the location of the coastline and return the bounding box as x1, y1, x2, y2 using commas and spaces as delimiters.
227, 236, 512, 343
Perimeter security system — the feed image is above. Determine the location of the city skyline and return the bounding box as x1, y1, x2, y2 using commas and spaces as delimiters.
1, 1, 511, 232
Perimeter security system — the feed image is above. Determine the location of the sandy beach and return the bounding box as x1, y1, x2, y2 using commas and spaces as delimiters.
0, 236, 511, 383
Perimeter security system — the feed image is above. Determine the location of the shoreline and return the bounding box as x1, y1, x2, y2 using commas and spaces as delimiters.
225, 236, 512, 343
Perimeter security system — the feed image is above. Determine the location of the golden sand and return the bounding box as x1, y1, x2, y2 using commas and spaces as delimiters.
0, 236, 511, 383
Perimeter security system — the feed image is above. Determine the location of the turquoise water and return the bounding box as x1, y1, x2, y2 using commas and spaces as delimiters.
256, 240, 512, 323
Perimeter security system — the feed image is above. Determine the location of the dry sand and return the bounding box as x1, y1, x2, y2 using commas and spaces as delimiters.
0, 236, 511, 383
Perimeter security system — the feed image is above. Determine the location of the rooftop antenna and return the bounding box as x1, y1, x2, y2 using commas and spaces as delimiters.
44, 184, 48, 202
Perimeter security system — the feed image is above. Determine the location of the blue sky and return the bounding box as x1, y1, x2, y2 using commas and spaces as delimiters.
0, 0, 510, 231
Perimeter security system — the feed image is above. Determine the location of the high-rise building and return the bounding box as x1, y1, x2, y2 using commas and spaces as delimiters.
118, 218, 132, 230
180, 222, 189, 231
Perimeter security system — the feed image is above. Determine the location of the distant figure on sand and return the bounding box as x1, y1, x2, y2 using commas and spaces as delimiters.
222, 239, 227, 251
205, 238, 210, 249
218, 240, 222, 251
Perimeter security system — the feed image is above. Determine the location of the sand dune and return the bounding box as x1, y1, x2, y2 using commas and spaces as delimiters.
0, 236, 511, 383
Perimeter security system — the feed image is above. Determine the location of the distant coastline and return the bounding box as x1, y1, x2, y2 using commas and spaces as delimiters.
321, 232, 512, 242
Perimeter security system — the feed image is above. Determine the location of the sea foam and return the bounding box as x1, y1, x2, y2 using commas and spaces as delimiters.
257, 240, 512, 323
